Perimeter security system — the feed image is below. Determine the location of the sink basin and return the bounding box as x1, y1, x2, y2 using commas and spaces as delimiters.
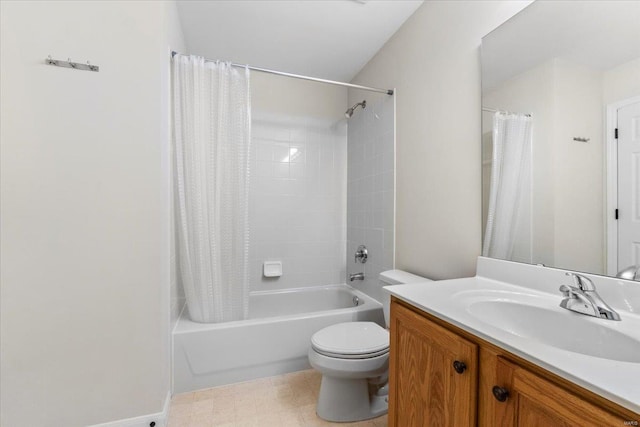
466, 300, 640, 363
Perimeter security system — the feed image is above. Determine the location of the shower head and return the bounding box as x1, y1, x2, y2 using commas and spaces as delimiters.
345, 100, 366, 118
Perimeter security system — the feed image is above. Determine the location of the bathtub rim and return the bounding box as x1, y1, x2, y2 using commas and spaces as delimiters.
174, 284, 381, 334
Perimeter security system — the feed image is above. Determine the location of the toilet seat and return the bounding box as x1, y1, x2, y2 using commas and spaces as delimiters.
311, 322, 389, 359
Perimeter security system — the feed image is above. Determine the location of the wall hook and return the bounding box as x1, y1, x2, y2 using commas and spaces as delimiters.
45, 55, 99, 72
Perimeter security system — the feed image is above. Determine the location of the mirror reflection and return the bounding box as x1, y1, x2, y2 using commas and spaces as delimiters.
481, 1, 640, 278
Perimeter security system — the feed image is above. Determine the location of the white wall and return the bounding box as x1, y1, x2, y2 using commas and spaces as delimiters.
170, 5, 188, 334
603, 57, 640, 105
252, 73, 348, 121
0, 1, 183, 426
552, 59, 604, 273
349, 1, 532, 279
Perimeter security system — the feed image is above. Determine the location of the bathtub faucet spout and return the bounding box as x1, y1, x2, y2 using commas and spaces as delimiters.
350, 272, 365, 282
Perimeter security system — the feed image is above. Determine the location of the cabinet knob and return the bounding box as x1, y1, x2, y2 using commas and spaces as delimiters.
492, 386, 510, 402
452, 360, 467, 374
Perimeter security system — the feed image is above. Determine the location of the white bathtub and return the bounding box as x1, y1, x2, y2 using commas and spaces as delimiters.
172, 284, 384, 393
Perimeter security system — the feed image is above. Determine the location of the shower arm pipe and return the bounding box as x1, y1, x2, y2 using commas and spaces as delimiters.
171, 51, 394, 96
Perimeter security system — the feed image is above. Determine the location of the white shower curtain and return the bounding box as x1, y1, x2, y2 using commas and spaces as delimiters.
173, 55, 251, 323
482, 112, 532, 260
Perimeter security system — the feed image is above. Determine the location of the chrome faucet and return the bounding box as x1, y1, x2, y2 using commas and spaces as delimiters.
559, 272, 621, 321
350, 272, 364, 282
617, 265, 640, 281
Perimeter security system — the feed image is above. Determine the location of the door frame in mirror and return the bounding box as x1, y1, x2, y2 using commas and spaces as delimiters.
606, 95, 640, 276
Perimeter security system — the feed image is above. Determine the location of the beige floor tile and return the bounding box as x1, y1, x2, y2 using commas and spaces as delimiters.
308, 377, 322, 390
284, 371, 310, 388
188, 415, 213, 427
278, 413, 306, 427
233, 417, 260, 427
297, 403, 320, 421
193, 388, 216, 401
278, 418, 306, 427
191, 399, 214, 416
233, 402, 258, 419
233, 391, 256, 406
210, 413, 234, 425
211, 393, 235, 410
254, 393, 279, 411
231, 380, 259, 395
169, 369, 388, 427
301, 415, 336, 427
346, 421, 378, 427
209, 384, 237, 399
272, 382, 295, 396
238, 411, 282, 427
246, 377, 272, 391
169, 403, 192, 419
372, 414, 388, 426
293, 388, 318, 406
268, 374, 288, 386
274, 396, 299, 411
166, 415, 191, 427
172, 392, 195, 405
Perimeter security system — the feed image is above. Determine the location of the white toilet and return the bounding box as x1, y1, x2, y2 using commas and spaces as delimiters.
308, 270, 429, 422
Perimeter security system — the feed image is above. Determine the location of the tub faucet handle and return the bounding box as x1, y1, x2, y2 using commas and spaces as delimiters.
355, 245, 368, 264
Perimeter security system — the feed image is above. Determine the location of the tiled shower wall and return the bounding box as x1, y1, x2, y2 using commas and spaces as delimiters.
249, 113, 347, 291
346, 94, 395, 302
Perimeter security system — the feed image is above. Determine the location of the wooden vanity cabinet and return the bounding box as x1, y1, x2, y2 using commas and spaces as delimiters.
389, 298, 638, 427
388, 300, 478, 427
480, 349, 627, 427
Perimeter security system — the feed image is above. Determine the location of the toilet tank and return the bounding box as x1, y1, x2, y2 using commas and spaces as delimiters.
379, 270, 431, 327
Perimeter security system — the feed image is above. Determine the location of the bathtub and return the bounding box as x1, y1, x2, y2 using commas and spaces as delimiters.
172, 284, 384, 393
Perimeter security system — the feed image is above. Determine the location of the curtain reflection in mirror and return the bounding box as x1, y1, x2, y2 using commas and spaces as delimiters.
482, 113, 532, 260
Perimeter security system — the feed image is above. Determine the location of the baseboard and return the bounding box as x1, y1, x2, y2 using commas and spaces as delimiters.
88, 392, 171, 427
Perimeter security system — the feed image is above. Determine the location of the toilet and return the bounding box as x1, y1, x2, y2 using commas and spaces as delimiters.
308, 270, 429, 422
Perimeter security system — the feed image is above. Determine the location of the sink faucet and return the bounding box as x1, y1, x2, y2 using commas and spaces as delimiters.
559, 272, 621, 321
350, 272, 364, 282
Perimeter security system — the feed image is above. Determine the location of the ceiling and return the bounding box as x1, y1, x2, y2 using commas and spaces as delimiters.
482, 0, 640, 91
176, 0, 424, 82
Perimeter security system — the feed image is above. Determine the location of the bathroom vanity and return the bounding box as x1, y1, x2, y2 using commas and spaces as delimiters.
385, 258, 640, 427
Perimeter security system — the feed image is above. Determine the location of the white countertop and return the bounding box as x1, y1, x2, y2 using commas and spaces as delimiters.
385, 274, 640, 414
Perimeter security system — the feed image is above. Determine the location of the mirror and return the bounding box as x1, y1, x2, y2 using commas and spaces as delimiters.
481, 1, 640, 278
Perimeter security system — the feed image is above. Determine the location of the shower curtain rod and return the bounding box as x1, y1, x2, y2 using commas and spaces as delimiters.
171, 51, 394, 95
482, 107, 532, 117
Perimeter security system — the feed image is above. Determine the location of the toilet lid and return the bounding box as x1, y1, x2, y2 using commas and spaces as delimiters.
311, 322, 389, 358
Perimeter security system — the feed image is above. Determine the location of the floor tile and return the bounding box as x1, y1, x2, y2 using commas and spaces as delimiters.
165, 369, 387, 427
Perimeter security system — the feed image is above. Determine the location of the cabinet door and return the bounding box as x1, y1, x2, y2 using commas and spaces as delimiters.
389, 301, 477, 427
484, 356, 629, 427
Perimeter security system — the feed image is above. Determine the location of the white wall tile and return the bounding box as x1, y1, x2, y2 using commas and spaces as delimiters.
346, 94, 395, 302
249, 113, 347, 291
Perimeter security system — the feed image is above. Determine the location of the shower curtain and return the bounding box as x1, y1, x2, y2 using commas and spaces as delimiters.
482, 112, 532, 260
173, 55, 251, 323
